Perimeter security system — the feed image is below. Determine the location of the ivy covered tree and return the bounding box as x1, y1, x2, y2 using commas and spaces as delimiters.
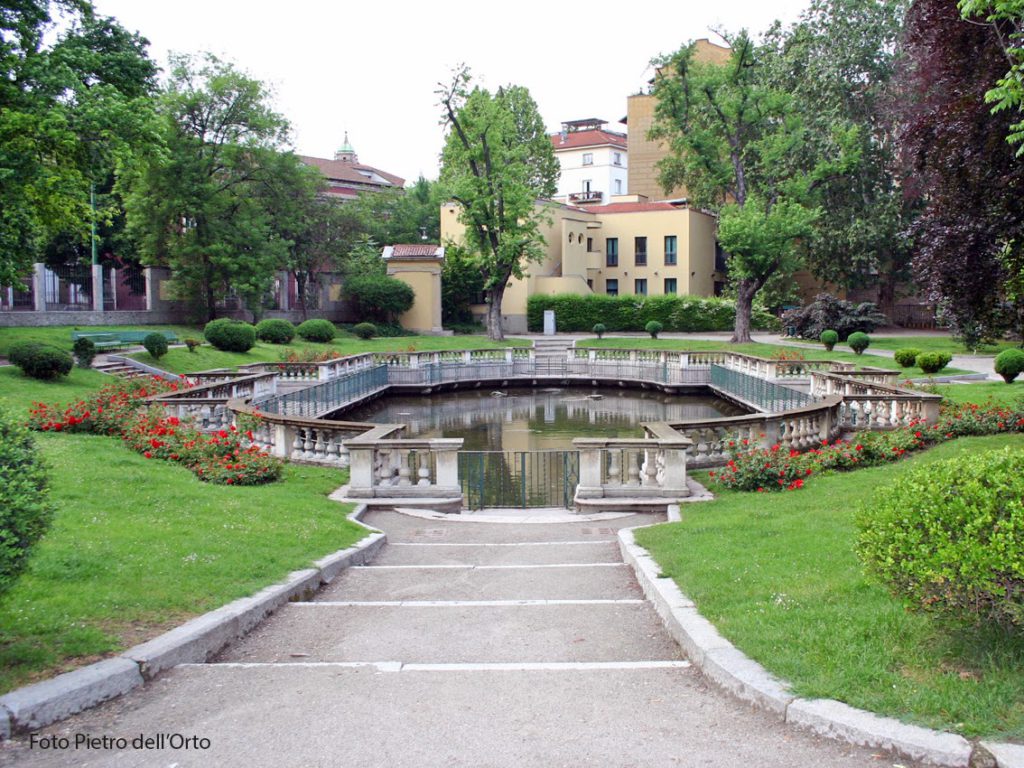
438, 66, 559, 340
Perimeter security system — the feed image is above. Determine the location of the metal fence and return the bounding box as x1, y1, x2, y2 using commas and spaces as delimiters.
459, 450, 580, 509
257, 365, 389, 418
710, 365, 812, 413
103, 264, 147, 311
1, 283, 34, 311
385, 359, 712, 387
44, 263, 93, 311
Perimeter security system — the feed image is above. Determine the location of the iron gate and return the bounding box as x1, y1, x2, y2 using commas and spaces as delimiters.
459, 450, 580, 509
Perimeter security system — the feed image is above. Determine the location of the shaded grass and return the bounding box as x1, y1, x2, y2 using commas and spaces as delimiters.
0, 325, 201, 357
639, 434, 1024, 739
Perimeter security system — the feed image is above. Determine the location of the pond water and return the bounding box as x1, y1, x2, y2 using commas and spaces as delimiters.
334, 386, 749, 451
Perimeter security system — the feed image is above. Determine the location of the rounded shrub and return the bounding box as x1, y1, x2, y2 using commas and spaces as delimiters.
645, 320, 664, 339
344, 275, 415, 323
847, 331, 870, 355
994, 348, 1024, 383
857, 448, 1024, 630
0, 406, 52, 597
352, 322, 377, 340
203, 319, 256, 353
72, 337, 96, 369
296, 319, 337, 343
592, 323, 606, 339
8, 342, 73, 380
819, 329, 839, 351
143, 332, 168, 360
915, 351, 952, 374
894, 348, 922, 368
255, 318, 296, 344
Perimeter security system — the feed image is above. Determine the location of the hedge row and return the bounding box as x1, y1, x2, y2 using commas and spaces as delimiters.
526, 294, 780, 333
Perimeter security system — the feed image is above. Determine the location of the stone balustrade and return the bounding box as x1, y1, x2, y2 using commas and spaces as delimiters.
344, 428, 463, 502
811, 371, 942, 427
573, 429, 692, 502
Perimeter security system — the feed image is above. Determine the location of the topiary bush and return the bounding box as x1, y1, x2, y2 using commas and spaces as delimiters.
72, 337, 96, 369
255, 318, 296, 344
592, 323, 606, 339
203, 319, 256, 353
8, 342, 73, 380
645, 320, 663, 339
894, 348, 923, 368
296, 319, 337, 343
847, 332, 870, 355
352, 322, 377, 340
143, 332, 168, 360
994, 348, 1024, 383
915, 351, 952, 374
0, 406, 52, 597
344, 275, 414, 323
856, 447, 1024, 631
820, 330, 838, 351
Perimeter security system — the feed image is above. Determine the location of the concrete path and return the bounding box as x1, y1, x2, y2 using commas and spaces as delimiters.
0, 511, 917, 768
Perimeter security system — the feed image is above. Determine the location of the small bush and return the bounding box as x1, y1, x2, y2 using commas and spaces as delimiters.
916, 351, 952, 374
445, 320, 485, 335
847, 332, 870, 355
296, 319, 337, 343
645, 320, 664, 339
352, 322, 377, 340
143, 332, 168, 360
994, 348, 1024, 383
184, 338, 202, 353
593, 323, 606, 339
8, 342, 73, 380
344, 275, 414, 323
781, 293, 887, 340
819, 330, 838, 351
0, 407, 52, 597
894, 348, 922, 368
255, 318, 296, 344
204, 319, 256, 353
857, 447, 1024, 630
72, 337, 96, 368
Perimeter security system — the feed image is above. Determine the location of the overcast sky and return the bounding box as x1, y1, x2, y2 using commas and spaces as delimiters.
90, 0, 812, 184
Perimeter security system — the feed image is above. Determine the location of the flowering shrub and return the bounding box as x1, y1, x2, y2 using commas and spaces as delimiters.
278, 348, 343, 364
709, 443, 812, 492
27, 377, 187, 435
770, 348, 807, 362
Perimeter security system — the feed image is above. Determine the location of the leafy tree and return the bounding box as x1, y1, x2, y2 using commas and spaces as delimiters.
350, 175, 444, 245
893, 0, 1024, 349
650, 33, 855, 342
441, 244, 485, 324
438, 66, 559, 340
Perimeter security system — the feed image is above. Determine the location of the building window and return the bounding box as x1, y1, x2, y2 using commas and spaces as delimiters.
586, 237, 593, 252
715, 242, 728, 272
665, 235, 678, 265
606, 238, 618, 267
606, 278, 618, 296
664, 278, 677, 294
634, 236, 647, 266
587, 279, 593, 289
613, 152, 622, 166
614, 179, 622, 194
635, 279, 647, 295
582, 153, 593, 166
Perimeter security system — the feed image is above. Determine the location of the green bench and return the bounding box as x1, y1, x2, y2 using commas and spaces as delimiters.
71, 330, 179, 350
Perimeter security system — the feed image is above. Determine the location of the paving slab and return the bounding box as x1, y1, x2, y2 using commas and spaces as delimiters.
0, 666, 915, 768
215, 602, 682, 664
315, 563, 641, 601
372, 540, 623, 566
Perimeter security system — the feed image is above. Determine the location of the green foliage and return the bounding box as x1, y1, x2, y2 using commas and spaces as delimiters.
142, 333, 168, 360
916, 351, 953, 374
783, 294, 887, 339
995, 349, 1024, 383
820, 330, 839, 350
255, 319, 296, 344
72, 337, 96, 369
895, 348, 923, 368
847, 331, 870, 354
352, 322, 377, 340
526, 294, 778, 333
183, 338, 202, 353
592, 323, 606, 339
343, 275, 414, 323
0, 406, 52, 597
857, 447, 1024, 630
203, 319, 256, 353
8, 342, 74, 380
645, 320, 664, 338
440, 244, 485, 324
295, 319, 336, 343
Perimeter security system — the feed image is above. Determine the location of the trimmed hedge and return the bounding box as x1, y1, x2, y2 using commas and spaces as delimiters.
72, 337, 96, 369
847, 331, 870, 354
820, 330, 838, 351
296, 319, 336, 343
894, 348, 922, 368
526, 294, 779, 333
352, 322, 377, 339
143, 332, 168, 360
203, 319, 256, 353
8, 342, 74, 380
916, 351, 952, 374
255, 318, 296, 344
994, 348, 1024, 383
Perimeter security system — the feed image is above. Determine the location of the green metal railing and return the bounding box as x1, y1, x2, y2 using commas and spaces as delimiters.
710, 364, 812, 413
459, 450, 580, 509
257, 365, 389, 418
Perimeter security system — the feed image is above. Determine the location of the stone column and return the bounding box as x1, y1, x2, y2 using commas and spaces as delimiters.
33, 263, 46, 311
278, 271, 290, 311
91, 263, 104, 312
574, 441, 604, 498
345, 444, 375, 498
434, 445, 461, 492
144, 268, 155, 312
660, 445, 688, 492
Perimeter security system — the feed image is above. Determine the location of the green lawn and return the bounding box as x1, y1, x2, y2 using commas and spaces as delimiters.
0, 365, 111, 411
639, 434, 1024, 740
934, 381, 1024, 407
792, 334, 1019, 356
0, 324, 200, 357
576, 337, 970, 378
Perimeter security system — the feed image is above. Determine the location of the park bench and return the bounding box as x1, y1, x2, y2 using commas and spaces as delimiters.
70, 330, 179, 350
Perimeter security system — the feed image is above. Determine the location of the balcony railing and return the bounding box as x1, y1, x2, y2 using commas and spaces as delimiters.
568, 191, 604, 204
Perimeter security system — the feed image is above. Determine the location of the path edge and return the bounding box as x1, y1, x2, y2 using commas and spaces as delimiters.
620, 504, 1020, 768
0, 500, 382, 738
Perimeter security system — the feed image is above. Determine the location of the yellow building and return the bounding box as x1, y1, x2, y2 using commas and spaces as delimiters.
382, 244, 444, 333
441, 199, 724, 333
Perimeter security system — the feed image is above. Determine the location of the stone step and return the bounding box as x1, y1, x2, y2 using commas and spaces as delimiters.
215, 602, 682, 664
315, 562, 640, 602
371, 540, 622, 566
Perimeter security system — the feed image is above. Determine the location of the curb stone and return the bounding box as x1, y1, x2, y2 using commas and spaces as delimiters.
619, 522, 993, 768
0, 502, 381, 738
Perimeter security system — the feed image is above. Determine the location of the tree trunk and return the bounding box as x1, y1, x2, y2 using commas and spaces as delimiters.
731, 279, 757, 344
486, 285, 505, 341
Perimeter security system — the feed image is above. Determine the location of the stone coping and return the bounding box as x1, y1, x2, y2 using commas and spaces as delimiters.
619, 513, 1021, 768
0, 502, 385, 739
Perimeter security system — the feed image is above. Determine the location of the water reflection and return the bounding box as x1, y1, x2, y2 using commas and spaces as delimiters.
335, 386, 749, 451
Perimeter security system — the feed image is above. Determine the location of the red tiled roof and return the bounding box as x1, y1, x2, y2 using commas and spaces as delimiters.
550, 129, 627, 151
585, 202, 681, 213
390, 244, 442, 257
298, 155, 405, 189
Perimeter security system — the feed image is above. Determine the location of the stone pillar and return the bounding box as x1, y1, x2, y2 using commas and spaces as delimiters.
434, 446, 460, 491
660, 446, 688, 492
278, 271, 290, 311
574, 442, 604, 498
33, 263, 46, 311
91, 263, 104, 312
144, 268, 155, 312
345, 445, 375, 497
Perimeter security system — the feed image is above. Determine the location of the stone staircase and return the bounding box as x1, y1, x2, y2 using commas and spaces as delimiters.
94, 358, 148, 379
530, 336, 573, 364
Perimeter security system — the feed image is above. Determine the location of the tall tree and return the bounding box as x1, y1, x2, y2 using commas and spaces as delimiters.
350, 175, 444, 245
650, 33, 855, 342
438, 67, 558, 340
893, 0, 1024, 349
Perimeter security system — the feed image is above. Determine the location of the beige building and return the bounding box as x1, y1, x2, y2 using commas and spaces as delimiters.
382, 245, 444, 333
441, 199, 724, 333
